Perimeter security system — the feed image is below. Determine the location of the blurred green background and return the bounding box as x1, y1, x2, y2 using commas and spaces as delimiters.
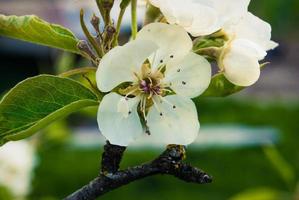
0, 0, 299, 200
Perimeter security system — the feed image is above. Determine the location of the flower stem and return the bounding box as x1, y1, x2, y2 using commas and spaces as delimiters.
131, 0, 138, 40
112, 8, 126, 47
95, 0, 105, 21
80, 9, 104, 58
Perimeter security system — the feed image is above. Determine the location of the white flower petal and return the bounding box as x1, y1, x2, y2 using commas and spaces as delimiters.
207, 0, 250, 22
224, 12, 278, 51
184, 3, 221, 36
149, 0, 249, 37
149, 0, 161, 7
96, 40, 158, 92
222, 40, 261, 87
150, 0, 193, 25
97, 93, 143, 146
137, 23, 192, 70
164, 52, 211, 98
0, 141, 35, 197
232, 39, 267, 60
147, 95, 200, 145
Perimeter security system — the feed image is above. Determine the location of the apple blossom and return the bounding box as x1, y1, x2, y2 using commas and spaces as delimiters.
96, 23, 211, 146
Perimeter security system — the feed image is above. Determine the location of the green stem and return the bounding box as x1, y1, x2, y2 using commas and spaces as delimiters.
131, 0, 138, 39
112, 8, 126, 46
80, 9, 104, 58
95, 0, 105, 22
59, 67, 97, 78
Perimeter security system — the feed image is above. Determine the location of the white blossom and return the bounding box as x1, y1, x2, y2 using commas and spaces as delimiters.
0, 141, 35, 198
220, 12, 278, 86
148, 0, 250, 36
96, 23, 211, 146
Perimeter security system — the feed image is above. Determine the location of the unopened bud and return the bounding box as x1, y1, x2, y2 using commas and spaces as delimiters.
91, 14, 100, 34
106, 25, 116, 38
102, 0, 114, 10
77, 40, 98, 61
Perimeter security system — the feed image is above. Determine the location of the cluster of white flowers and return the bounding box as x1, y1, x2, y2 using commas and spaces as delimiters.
96, 0, 277, 146
0, 141, 35, 198
149, 0, 278, 86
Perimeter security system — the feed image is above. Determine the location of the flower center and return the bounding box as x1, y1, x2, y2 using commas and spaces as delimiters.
118, 63, 176, 131
139, 77, 161, 96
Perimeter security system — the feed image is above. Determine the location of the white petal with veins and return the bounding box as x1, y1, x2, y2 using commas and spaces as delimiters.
206, 0, 250, 23
97, 93, 143, 146
223, 12, 278, 51
137, 23, 192, 70
184, 3, 221, 36
164, 52, 212, 98
230, 39, 267, 61
222, 40, 261, 87
147, 95, 200, 145
97, 39, 158, 92
149, 0, 250, 36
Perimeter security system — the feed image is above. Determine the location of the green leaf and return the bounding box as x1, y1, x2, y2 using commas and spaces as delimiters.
0, 15, 80, 54
199, 73, 244, 98
0, 75, 100, 146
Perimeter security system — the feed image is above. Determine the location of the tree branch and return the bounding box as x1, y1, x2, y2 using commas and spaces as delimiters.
65, 145, 212, 200
101, 141, 126, 174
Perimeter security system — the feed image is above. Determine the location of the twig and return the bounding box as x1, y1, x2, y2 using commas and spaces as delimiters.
65, 145, 212, 200
101, 141, 126, 174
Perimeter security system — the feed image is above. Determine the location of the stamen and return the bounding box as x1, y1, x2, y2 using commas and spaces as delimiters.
117, 98, 130, 118
148, 77, 153, 86
141, 95, 147, 122
152, 97, 163, 116
156, 95, 176, 110
145, 130, 151, 135
148, 91, 154, 99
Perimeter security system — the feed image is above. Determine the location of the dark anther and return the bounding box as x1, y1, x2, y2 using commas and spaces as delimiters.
160, 60, 163, 63
177, 69, 181, 72
160, 112, 163, 116
170, 55, 174, 58
182, 81, 187, 85
146, 130, 151, 135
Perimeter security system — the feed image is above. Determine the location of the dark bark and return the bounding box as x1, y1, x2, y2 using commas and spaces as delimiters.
101, 141, 126, 174
65, 145, 212, 200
